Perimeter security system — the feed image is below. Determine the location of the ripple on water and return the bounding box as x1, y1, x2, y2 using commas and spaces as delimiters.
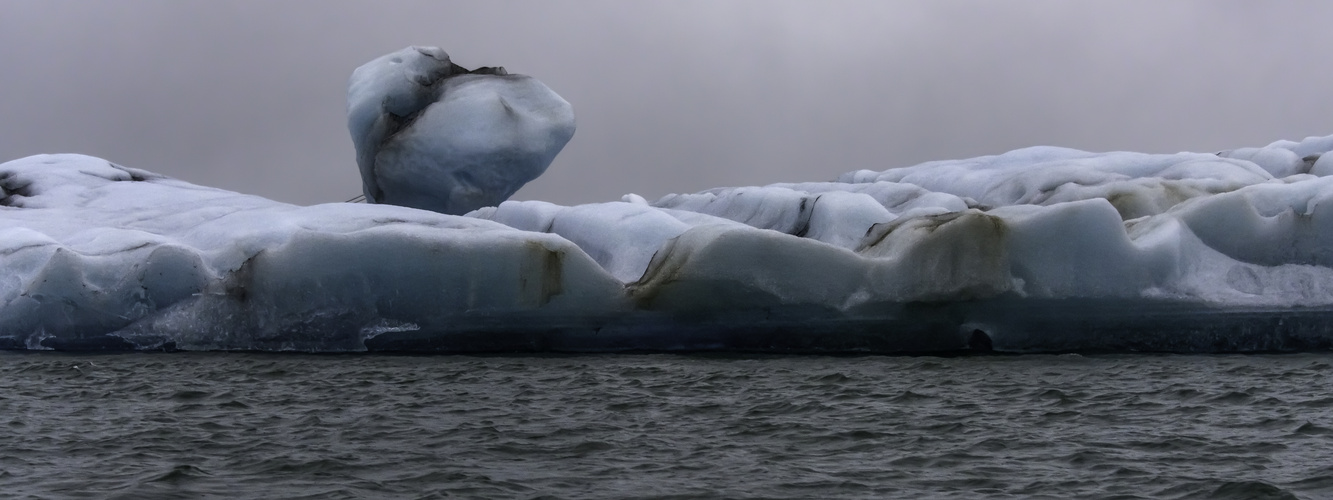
3, 352, 1333, 498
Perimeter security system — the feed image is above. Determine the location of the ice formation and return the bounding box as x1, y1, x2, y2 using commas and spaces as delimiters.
7, 134, 1333, 353
347, 46, 575, 214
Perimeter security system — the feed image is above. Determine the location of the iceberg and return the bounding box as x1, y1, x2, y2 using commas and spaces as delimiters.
346, 46, 576, 215
7, 133, 1333, 353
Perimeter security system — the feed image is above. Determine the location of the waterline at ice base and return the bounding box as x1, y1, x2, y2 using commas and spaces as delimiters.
9, 132, 1333, 353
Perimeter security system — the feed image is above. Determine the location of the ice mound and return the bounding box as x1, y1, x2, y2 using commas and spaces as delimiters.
0, 155, 624, 351
8, 134, 1333, 353
347, 46, 575, 214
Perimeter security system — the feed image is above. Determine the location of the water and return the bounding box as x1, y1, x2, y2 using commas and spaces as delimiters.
3, 352, 1332, 499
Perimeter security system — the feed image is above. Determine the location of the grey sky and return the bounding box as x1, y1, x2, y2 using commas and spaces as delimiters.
2, 1, 1330, 206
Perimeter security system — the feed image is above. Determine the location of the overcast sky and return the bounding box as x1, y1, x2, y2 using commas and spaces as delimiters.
2, 1, 1331, 206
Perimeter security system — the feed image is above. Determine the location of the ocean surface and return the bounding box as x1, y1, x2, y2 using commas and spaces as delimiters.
3, 352, 1332, 499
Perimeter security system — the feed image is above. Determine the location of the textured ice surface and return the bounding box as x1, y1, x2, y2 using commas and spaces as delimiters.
347, 46, 575, 214
0, 155, 624, 351
7, 134, 1333, 352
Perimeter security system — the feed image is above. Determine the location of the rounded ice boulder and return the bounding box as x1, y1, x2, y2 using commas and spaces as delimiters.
347, 46, 575, 215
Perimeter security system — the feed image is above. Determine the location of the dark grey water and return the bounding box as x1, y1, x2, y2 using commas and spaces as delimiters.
3, 352, 1332, 499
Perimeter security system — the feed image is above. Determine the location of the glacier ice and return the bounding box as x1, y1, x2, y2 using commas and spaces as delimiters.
0, 155, 624, 351
347, 46, 575, 214
7, 133, 1333, 353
